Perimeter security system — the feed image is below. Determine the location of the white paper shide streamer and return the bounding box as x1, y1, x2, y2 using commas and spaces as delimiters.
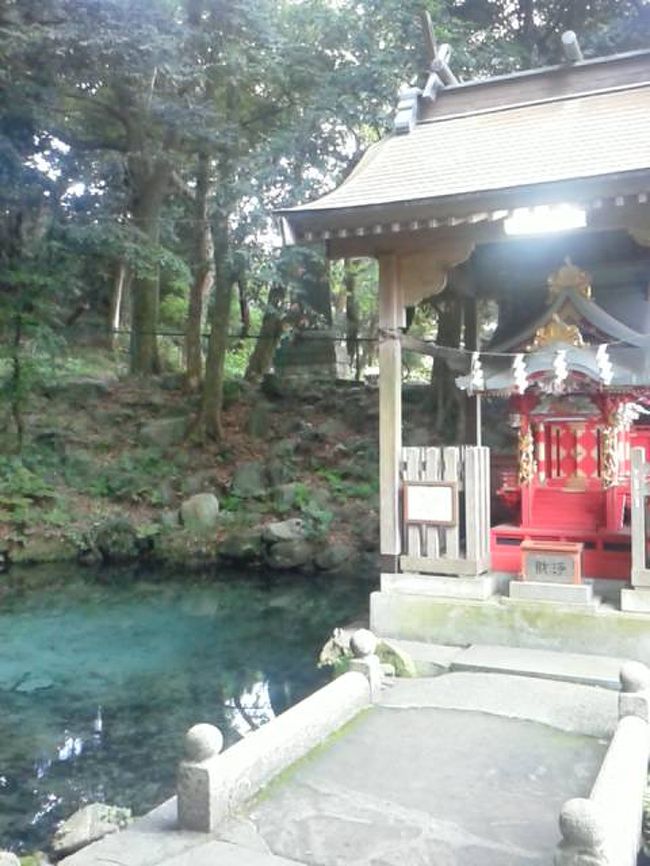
596, 343, 613, 385
469, 351, 485, 392
552, 349, 568, 392
512, 353, 528, 394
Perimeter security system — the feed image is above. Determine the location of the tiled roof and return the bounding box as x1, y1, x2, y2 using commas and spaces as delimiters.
284, 85, 650, 216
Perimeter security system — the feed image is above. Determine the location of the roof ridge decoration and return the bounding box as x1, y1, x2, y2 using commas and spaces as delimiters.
394, 12, 457, 134
531, 314, 585, 349
548, 258, 592, 299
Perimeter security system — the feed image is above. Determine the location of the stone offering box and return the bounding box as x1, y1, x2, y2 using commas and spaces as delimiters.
519, 540, 583, 584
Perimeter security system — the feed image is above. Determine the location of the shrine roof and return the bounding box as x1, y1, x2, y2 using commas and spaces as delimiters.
278, 50, 650, 244
456, 343, 650, 394
491, 287, 650, 352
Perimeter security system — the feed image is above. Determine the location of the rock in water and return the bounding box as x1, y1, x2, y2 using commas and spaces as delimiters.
219, 530, 263, 563
314, 543, 355, 572
265, 539, 313, 569
92, 518, 140, 563
51, 804, 132, 857
180, 493, 220, 532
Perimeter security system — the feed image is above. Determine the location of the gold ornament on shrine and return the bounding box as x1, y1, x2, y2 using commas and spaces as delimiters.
518, 428, 536, 484
532, 314, 585, 349
547, 258, 592, 299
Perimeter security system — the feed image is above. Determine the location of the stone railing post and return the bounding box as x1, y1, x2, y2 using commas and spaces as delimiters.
555, 798, 609, 866
177, 724, 224, 832
177, 671, 371, 832
618, 661, 650, 721
349, 629, 383, 702
555, 662, 650, 866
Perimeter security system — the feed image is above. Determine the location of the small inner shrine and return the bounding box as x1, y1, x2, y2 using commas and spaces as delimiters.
461, 260, 650, 579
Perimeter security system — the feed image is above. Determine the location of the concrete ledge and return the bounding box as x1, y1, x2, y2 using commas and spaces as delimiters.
451, 644, 626, 689
178, 671, 370, 832
509, 580, 594, 606
370, 591, 650, 663
381, 573, 497, 600
621, 587, 650, 612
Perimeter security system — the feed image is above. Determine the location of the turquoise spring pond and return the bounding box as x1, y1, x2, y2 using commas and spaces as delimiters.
0, 568, 369, 853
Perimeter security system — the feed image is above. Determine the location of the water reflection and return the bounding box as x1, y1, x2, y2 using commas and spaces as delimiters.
0, 570, 368, 852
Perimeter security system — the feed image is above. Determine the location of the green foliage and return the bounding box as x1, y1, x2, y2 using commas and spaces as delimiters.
0, 457, 56, 523
300, 499, 335, 539
316, 467, 378, 501
84, 449, 176, 505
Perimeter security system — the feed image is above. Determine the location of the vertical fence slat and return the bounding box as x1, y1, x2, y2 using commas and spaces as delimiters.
400, 444, 490, 573
423, 447, 441, 558
465, 447, 479, 562
443, 447, 460, 558
480, 447, 490, 558
403, 448, 422, 558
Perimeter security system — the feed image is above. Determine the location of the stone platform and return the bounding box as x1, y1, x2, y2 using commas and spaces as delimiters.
371, 583, 650, 663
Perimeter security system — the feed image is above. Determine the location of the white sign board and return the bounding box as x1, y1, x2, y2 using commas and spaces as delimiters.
403, 482, 457, 526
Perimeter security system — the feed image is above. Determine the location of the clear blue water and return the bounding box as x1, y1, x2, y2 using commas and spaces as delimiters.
0, 568, 369, 852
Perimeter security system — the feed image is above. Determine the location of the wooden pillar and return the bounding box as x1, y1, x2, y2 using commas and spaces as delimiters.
378, 254, 403, 573
464, 296, 480, 445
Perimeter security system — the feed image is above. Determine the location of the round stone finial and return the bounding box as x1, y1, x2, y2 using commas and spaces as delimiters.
184, 724, 223, 762
558, 798, 606, 849
350, 629, 378, 659
620, 661, 650, 693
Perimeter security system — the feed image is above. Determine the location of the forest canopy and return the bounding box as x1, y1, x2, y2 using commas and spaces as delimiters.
1, 0, 648, 442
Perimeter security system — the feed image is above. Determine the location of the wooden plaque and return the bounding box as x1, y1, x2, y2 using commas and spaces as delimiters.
403, 481, 458, 527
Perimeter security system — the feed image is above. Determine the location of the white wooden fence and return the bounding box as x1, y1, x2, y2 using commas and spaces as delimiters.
631, 446, 650, 583
400, 445, 490, 576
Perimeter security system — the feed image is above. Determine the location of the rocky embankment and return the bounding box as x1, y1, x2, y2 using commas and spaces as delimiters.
0, 374, 442, 577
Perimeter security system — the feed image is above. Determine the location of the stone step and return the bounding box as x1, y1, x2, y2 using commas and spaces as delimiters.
390, 640, 629, 689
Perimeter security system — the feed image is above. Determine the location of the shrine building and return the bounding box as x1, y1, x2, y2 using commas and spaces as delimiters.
278, 32, 650, 623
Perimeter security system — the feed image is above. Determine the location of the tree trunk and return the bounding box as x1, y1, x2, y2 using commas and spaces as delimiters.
129, 158, 171, 375
185, 150, 215, 390
430, 291, 463, 439
200, 211, 232, 440
344, 258, 360, 380
244, 282, 286, 382
108, 259, 129, 350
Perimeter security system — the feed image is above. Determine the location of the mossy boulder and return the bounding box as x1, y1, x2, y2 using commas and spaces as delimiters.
154, 528, 220, 570
265, 539, 313, 570
231, 461, 267, 498
376, 639, 417, 678
9, 535, 78, 565
314, 543, 356, 572
90, 517, 141, 564
180, 493, 220, 532
219, 529, 263, 563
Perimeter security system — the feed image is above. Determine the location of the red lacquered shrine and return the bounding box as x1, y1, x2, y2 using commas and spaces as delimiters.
464, 261, 650, 579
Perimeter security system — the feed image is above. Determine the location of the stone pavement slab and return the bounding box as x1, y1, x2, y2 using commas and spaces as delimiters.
236, 705, 605, 866
450, 643, 628, 688
380, 672, 617, 737
159, 840, 305, 865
